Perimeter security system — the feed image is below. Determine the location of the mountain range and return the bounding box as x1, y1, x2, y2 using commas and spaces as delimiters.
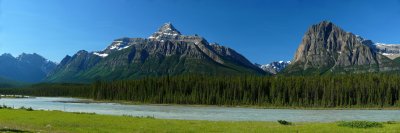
1, 21, 400, 83
46, 23, 265, 83
0, 53, 56, 83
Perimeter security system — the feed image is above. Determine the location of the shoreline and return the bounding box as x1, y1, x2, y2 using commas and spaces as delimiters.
15, 96, 400, 110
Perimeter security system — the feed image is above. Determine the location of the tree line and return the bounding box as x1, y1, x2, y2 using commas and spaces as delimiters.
2, 74, 400, 108
0, 83, 91, 98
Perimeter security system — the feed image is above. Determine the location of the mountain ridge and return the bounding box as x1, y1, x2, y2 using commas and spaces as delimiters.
0, 53, 57, 82
46, 23, 265, 83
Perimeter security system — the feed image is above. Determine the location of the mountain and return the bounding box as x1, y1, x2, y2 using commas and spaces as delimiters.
0, 53, 57, 82
369, 43, 400, 59
257, 61, 290, 74
47, 23, 265, 83
284, 21, 399, 75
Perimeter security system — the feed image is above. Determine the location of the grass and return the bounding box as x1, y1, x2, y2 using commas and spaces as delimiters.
338, 121, 383, 128
0, 109, 400, 133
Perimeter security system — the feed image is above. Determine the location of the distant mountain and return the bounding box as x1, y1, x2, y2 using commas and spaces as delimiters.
284, 21, 399, 75
0, 53, 57, 82
47, 23, 265, 83
257, 61, 290, 74
367, 42, 400, 60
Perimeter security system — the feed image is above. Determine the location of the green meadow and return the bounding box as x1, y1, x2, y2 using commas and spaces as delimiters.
0, 109, 400, 133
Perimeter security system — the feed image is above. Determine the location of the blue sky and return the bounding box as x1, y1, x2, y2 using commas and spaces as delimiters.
0, 0, 399, 64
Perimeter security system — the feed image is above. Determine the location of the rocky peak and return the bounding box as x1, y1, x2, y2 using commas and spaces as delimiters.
17, 53, 42, 59
149, 22, 182, 40
289, 21, 391, 73
16, 53, 47, 65
77, 50, 89, 55
0, 53, 14, 58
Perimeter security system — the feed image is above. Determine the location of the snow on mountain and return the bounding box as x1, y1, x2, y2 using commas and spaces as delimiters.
92, 23, 185, 58
93, 52, 109, 58
49, 22, 265, 82
108, 40, 130, 51
357, 36, 400, 59
149, 22, 182, 40
373, 43, 400, 59
257, 61, 291, 74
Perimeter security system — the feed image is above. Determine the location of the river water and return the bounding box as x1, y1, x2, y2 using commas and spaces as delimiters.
1, 97, 399, 122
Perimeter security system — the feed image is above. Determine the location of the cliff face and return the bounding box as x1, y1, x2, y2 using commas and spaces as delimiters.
287, 21, 398, 74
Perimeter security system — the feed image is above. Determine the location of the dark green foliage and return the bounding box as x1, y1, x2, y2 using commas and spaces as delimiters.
0, 83, 91, 98
89, 74, 400, 107
18, 106, 33, 111
26, 107, 34, 111
4, 74, 400, 108
72, 112, 96, 115
386, 121, 396, 124
0, 104, 12, 109
277, 120, 292, 125
0, 128, 31, 133
337, 121, 383, 128
393, 57, 400, 64
0, 77, 29, 88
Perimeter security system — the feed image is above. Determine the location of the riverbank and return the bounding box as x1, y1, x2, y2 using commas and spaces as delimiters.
0, 109, 399, 133
3, 93, 400, 110
3, 97, 400, 122
0, 95, 31, 99
55, 96, 400, 110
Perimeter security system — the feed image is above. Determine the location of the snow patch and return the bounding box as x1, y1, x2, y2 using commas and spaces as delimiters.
162, 32, 179, 36
382, 53, 393, 56
93, 52, 108, 58
109, 41, 130, 50
375, 43, 400, 46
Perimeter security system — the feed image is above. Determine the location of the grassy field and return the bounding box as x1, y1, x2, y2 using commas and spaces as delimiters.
0, 109, 400, 133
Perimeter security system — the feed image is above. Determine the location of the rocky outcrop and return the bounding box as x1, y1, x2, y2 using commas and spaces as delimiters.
287, 21, 399, 74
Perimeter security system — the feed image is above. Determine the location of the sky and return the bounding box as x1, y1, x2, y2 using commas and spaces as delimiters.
0, 0, 400, 64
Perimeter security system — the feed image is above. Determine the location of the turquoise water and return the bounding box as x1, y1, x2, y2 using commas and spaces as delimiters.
1, 97, 400, 122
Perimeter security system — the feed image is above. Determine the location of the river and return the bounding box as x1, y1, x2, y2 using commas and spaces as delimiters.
1, 97, 399, 122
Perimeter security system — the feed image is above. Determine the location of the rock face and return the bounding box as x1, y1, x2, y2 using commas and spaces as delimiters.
47, 23, 265, 83
0, 53, 57, 82
257, 61, 291, 74
286, 21, 398, 74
